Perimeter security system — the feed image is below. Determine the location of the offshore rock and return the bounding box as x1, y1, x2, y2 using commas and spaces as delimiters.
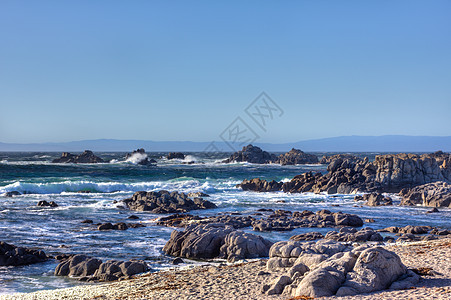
223, 144, 276, 164
354, 193, 393, 206
125, 148, 156, 165
122, 190, 217, 213
52, 150, 104, 163
238, 178, 282, 192
320, 154, 362, 165
166, 152, 185, 160
275, 148, 319, 165
0, 241, 47, 266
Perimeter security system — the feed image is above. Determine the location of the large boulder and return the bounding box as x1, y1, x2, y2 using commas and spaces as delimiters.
219, 231, 273, 262
125, 149, 156, 165
55, 255, 102, 277
122, 190, 217, 213
52, 150, 104, 163
166, 152, 185, 160
163, 223, 272, 262
399, 181, 451, 208
275, 148, 319, 165
93, 259, 148, 281
324, 227, 383, 242
0, 242, 47, 266
223, 144, 276, 164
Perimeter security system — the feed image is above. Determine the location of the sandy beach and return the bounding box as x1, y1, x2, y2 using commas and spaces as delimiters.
2, 237, 450, 300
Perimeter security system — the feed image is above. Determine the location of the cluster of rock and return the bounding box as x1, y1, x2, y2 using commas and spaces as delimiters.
166, 152, 185, 160
125, 149, 156, 165
238, 151, 451, 207
163, 223, 273, 262
263, 240, 419, 297
378, 225, 450, 242
274, 148, 318, 165
324, 227, 383, 242
223, 145, 319, 165
37, 200, 58, 207
319, 154, 362, 164
122, 190, 217, 213
52, 150, 104, 163
354, 193, 393, 206
0, 241, 47, 266
54, 254, 148, 282
399, 181, 451, 208
252, 209, 363, 232
97, 222, 145, 231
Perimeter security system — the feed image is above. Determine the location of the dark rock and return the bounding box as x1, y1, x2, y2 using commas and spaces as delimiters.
52, 150, 104, 163
426, 208, 439, 213
54, 254, 102, 277
290, 232, 324, 241
0, 241, 47, 266
98, 223, 114, 230
275, 148, 319, 165
127, 215, 140, 219
320, 154, 363, 165
125, 149, 156, 165
237, 178, 282, 192
93, 259, 148, 281
172, 257, 184, 265
223, 144, 276, 164
400, 181, 451, 208
167, 152, 185, 160
81, 219, 93, 224
37, 200, 58, 207
3, 191, 21, 197
354, 193, 392, 206
324, 227, 383, 242
122, 190, 217, 213
156, 214, 201, 227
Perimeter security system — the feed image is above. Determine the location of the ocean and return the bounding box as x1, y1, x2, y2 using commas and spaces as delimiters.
0, 151, 450, 294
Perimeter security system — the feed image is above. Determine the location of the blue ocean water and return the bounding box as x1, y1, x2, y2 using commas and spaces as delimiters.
0, 152, 449, 294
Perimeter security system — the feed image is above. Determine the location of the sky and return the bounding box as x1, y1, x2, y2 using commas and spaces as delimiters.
0, 0, 450, 143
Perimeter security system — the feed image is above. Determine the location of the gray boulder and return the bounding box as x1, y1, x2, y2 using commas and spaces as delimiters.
275, 148, 318, 165
400, 181, 451, 208
54, 254, 102, 277
354, 193, 393, 206
219, 231, 273, 262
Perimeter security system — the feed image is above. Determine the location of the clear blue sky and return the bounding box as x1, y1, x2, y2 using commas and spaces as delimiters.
1, 0, 450, 143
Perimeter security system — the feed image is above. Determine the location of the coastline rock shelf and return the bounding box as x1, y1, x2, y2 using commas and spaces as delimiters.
122, 190, 217, 213
52, 150, 104, 163
237, 151, 451, 207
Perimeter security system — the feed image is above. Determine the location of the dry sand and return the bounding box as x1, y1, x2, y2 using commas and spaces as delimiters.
1, 238, 450, 300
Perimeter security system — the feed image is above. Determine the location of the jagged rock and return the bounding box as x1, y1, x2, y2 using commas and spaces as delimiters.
0, 241, 47, 266
378, 225, 432, 235
219, 231, 273, 262
252, 210, 363, 232
324, 227, 383, 242
399, 181, 451, 208
167, 152, 185, 160
37, 200, 58, 207
238, 178, 282, 192
281, 172, 323, 193
3, 191, 21, 197
275, 148, 318, 165
290, 232, 324, 241
122, 190, 217, 213
187, 192, 210, 198
54, 255, 102, 277
125, 149, 156, 165
223, 144, 276, 164
320, 154, 362, 165
156, 214, 201, 227
52, 150, 104, 163
354, 193, 392, 206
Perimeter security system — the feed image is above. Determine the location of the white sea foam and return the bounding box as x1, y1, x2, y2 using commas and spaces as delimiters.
125, 152, 148, 164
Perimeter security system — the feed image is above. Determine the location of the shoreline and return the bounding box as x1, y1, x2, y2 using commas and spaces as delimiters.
2, 238, 450, 300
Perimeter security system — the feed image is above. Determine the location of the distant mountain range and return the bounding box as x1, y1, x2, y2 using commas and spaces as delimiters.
0, 135, 450, 152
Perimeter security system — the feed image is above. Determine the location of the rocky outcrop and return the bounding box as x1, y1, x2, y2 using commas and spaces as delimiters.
163, 223, 273, 262
156, 213, 254, 229
324, 227, 383, 242
0, 242, 47, 266
240, 152, 451, 195
52, 150, 104, 163
319, 154, 362, 165
125, 149, 156, 165
290, 232, 324, 241
167, 152, 185, 160
354, 193, 392, 206
122, 190, 217, 213
263, 240, 418, 297
223, 145, 276, 164
252, 209, 363, 232
97, 222, 145, 230
275, 148, 318, 165
54, 254, 147, 281
399, 181, 451, 208
238, 178, 282, 192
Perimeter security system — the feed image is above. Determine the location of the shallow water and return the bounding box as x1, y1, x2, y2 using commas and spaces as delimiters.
0, 152, 449, 294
